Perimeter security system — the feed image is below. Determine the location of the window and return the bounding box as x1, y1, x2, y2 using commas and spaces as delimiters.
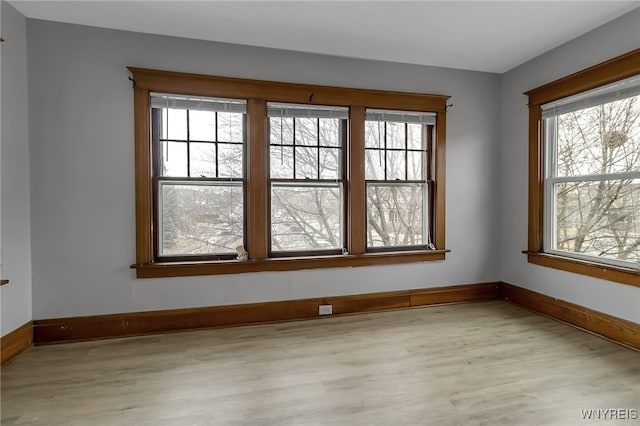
525, 49, 640, 286
542, 77, 640, 268
151, 94, 246, 261
365, 110, 435, 250
129, 67, 449, 278
268, 104, 347, 255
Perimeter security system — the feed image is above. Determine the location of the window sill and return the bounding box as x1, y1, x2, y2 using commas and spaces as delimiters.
132, 250, 449, 278
524, 251, 640, 287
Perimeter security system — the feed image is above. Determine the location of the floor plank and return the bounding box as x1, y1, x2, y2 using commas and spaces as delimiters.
2, 301, 639, 425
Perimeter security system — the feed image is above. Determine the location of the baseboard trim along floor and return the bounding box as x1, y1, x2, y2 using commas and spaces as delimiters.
501, 282, 640, 350
4, 281, 635, 353
0, 321, 33, 366
33, 282, 501, 344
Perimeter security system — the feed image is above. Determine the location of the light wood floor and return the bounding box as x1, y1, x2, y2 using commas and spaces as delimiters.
2, 301, 639, 426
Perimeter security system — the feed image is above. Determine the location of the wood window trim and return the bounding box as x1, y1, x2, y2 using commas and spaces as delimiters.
133, 250, 449, 279
524, 49, 640, 287
129, 67, 450, 278
524, 251, 639, 287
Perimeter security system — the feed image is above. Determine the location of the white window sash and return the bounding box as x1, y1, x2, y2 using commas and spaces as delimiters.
547, 172, 640, 184
542, 91, 640, 269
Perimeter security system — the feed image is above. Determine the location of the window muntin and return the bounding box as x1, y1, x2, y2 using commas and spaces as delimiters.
365, 109, 435, 250
268, 103, 347, 254
152, 94, 247, 259
542, 77, 640, 269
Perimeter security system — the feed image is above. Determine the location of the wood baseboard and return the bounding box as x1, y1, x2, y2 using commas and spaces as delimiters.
33, 282, 500, 345
501, 282, 640, 350
1, 322, 33, 366
17, 282, 640, 352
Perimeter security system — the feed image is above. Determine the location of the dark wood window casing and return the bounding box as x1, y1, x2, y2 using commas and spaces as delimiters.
129, 68, 450, 278
524, 49, 640, 287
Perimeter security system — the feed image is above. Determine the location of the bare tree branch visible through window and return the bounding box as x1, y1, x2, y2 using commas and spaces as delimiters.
552, 95, 640, 264
268, 105, 345, 253
153, 96, 246, 258
365, 116, 433, 249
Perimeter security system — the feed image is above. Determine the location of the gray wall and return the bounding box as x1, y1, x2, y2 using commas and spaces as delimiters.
1, 1, 32, 336
499, 9, 640, 323
27, 19, 501, 319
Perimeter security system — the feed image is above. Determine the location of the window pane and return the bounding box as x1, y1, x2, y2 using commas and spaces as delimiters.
365, 115, 428, 183
271, 184, 342, 251
218, 143, 243, 178
319, 148, 340, 180
555, 95, 640, 177
164, 108, 187, 140
553, 179, 639, 264
386, 122, 405, 149
190, 142, 216, 177
159, 182, 243, 256
365, 149, 384, 180
270, 117, 294, 146
218, 112, 243, 143
160, 141, 188, 177
386, 150, 406, 180
407, 151, 424, 180
295, 118, 318, 146
407, 123, 423, 150
365, 121, 384, 148
270, 146, 294, 179
189, 110, 216, 141
319, 118, 340, 146
154, 97, 246, 182
367, 183, 425, 247
295, 147, 319, 179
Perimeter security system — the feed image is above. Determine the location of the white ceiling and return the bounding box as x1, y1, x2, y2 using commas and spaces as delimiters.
8, 1, 640, 73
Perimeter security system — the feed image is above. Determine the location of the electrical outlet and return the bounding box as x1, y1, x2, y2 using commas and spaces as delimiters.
319, 304, 333, 315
